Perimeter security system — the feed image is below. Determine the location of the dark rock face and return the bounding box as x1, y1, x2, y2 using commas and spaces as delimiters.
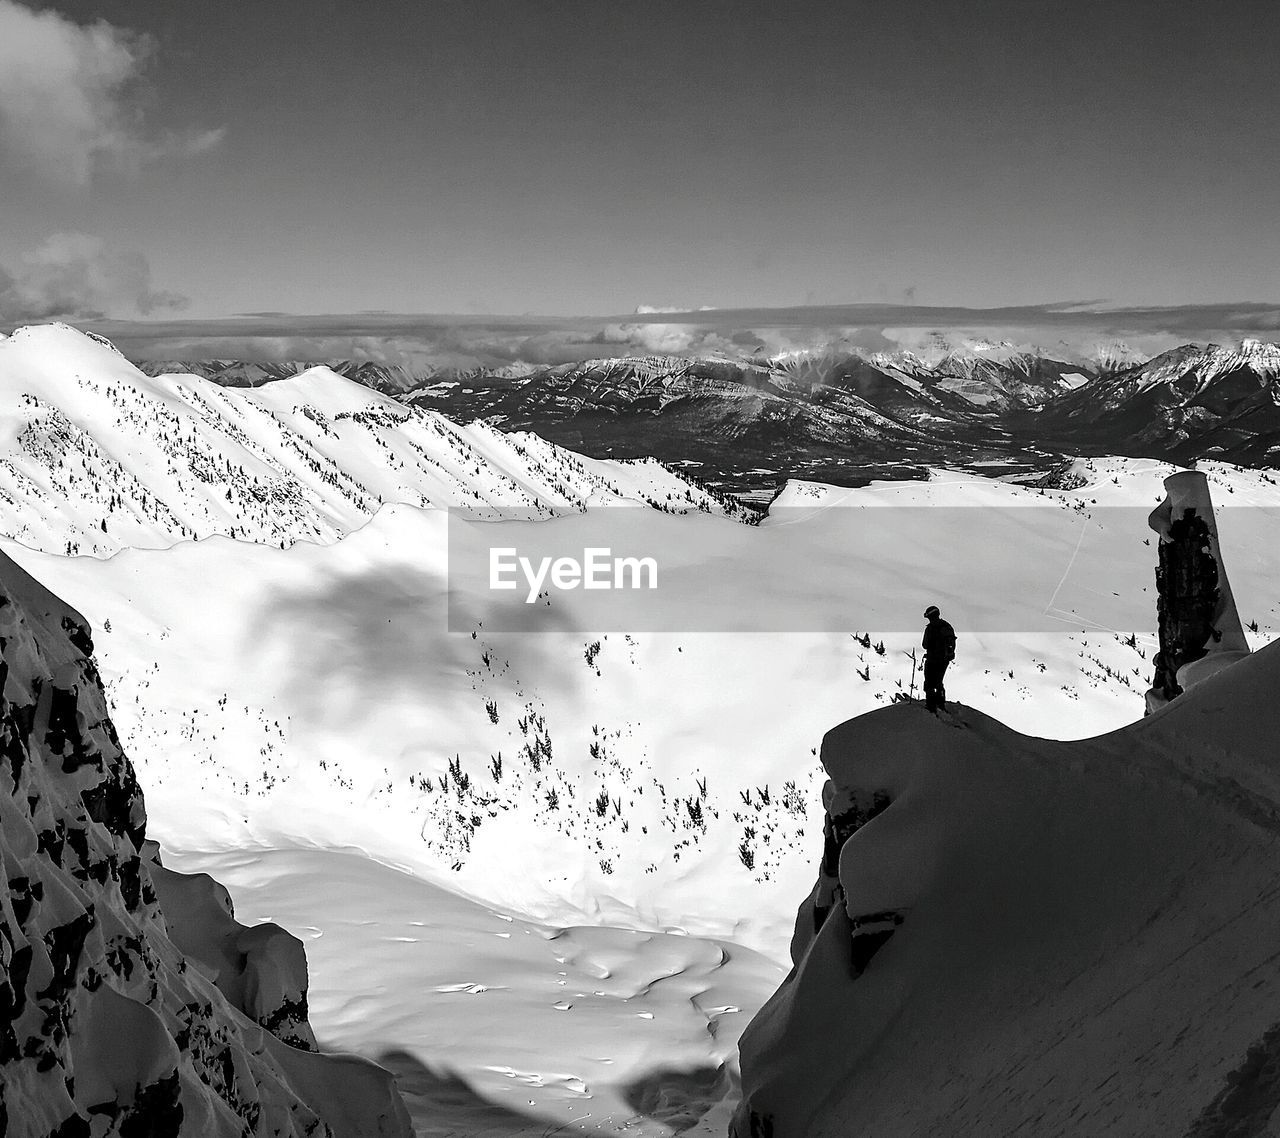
812, 789, 890, 932
1151, 511, 1221, 701
1145, 471, 1251, 710
0, 552, 410, 1137
848, 909, 904, 977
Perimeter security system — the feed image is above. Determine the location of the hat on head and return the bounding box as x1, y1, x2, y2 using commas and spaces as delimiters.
923, 605, 940, 619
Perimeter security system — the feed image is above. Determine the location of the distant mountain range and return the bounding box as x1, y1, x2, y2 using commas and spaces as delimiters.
120, 337, 1280, 497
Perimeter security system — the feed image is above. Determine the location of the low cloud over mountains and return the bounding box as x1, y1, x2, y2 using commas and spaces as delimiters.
32, 301, 1280, 376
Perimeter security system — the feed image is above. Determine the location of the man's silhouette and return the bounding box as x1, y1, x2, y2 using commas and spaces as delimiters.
921, 605, 956, 713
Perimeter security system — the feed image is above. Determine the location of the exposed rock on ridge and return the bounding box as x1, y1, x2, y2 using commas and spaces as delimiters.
0, 549, 410, 1136
1146, 469, 1251, 709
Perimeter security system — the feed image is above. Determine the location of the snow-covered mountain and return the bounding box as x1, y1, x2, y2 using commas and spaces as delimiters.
122, 339, 1280, 505
1035, 339, 1280, 465
734, 636, 1280, 1136
1092, 339, 1151, 375
414, 340, 1280, 488
406, 344, 1101, 424
403, 352, 1018, 496
0, 325, 748, 556
0, 545, 409, 1136
136, 358, 428, 395
880, 346, 1092, 410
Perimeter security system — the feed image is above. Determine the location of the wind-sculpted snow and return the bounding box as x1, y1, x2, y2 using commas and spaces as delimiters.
0, 548, 410, 1136
734, 639, 1280, 1137
0, 324, 747, 556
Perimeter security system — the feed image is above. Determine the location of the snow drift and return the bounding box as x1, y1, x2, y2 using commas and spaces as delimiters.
734, 638, 1280, 1136
0, 547, 409, 1136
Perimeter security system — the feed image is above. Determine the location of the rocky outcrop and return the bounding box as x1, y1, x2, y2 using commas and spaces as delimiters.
0, 549, 410, 1136
1146, 469, 1250, 710
143, 846, 319, 1053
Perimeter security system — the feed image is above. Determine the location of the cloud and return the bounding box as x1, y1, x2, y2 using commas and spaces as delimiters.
633, 304, 718, 315
0, 1, 224, 184
597, 323, 699, 355
0, 233, 188, 320
30, 301, 1280, 375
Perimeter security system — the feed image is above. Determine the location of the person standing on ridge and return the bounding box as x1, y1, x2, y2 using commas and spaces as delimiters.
921, 605, 956, 713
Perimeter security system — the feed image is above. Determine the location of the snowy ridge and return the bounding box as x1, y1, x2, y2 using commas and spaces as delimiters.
735, 640, 1280, 1136
150, 339, 1280, 492
1035, 339, 1280, 464
1130, 338, 1280, 395
0, 324, 745, 556
0, 547, 410, 1136
491, 355, 791, 409
1093, 339, 1150, 374
136, 359, 428, 395
402, 349, 943, 496
877, 344, 1091, 409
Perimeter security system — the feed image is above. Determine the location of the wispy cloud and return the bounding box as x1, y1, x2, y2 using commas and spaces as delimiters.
0, 233, 188, 320
0, 0, 224, 185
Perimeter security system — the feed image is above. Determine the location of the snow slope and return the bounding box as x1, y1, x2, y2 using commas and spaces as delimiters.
5, 461, 1277, 923
168, 846, 783, 1136
734, 637, 1280, 1136
0, 324, 745, 557
2, 460, 1276, 1118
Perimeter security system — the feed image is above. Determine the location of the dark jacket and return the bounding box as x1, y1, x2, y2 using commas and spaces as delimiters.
922, 618, 955, 662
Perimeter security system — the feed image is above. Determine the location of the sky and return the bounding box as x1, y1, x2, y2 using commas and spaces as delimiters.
1, 0, 1279, 327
